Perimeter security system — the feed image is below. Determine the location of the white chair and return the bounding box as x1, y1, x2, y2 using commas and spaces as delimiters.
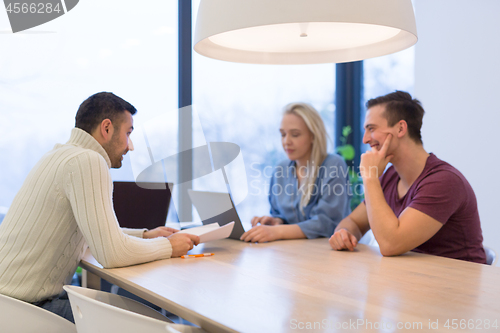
484, 246, 497, 266
0, 292, 76, 333
63, 285, 206, 333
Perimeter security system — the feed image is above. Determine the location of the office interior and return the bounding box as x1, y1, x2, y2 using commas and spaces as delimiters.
0, 0, 499, 330
1, 0, 498, 247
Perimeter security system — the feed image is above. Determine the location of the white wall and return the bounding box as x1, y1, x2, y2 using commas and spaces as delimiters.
414, 0, 500, 248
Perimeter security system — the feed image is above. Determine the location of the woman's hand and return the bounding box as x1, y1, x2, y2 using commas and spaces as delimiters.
143, 226, 179, 239
251, 216, 283, 227
240, 225, 281, 243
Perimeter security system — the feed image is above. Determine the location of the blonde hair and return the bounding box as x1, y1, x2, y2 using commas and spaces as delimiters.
283, 102, 328, 212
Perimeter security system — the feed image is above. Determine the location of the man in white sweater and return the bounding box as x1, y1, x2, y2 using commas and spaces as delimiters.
0, 92, 199, 321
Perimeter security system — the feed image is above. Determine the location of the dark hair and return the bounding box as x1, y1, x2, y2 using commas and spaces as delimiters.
75, 92, 137, 134
366, 91, 425, 144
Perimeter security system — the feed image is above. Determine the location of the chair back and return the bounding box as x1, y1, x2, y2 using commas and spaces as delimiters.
64, 285, 208, 333
0, 292, 76, 333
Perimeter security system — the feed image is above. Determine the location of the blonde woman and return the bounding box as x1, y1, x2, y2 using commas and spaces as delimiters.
241, 103, 351, 243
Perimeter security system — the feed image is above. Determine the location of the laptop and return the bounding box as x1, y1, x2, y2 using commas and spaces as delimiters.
187, 190, 246, 240
113, 181, 172, 230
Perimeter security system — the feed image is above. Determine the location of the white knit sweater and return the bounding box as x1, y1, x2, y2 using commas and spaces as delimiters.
0, 128, 172, 302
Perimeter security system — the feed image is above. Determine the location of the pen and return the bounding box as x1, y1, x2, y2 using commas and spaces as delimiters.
181, 253, 214, 259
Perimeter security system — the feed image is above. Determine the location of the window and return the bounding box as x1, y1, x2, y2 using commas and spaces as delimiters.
0, 1, 177, 210
362, 46, 415, 153
191, 0, 336, 225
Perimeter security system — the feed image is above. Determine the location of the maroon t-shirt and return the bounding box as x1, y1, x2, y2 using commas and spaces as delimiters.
379, 153, 486, 264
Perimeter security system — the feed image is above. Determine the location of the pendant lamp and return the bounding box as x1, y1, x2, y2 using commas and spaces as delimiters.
194, 0, 417, 64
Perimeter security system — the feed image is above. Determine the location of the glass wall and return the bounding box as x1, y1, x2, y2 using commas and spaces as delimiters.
362, 46, 415, 154
191, 0, 336, 226
0, 1, 178, 211
364, 47, 415, 100
1, 0, 414, 226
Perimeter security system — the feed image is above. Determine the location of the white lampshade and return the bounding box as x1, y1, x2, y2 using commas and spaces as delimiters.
194, 0, 417, 64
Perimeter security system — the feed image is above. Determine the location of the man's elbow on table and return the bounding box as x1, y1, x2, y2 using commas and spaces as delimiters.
96, 253, 165, 269
95, 256, 124, 269
378, 240, 409, 257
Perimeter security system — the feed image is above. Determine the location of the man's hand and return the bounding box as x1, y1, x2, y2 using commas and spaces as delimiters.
168, 233, 200, 257
240, 225, 281, 243
360, 134, 394, 179
143, 227, 179, 239
251, 216, 283, 227
329, 228, 358, 251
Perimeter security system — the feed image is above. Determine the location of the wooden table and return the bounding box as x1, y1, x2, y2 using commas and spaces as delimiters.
80, 239, 500, 332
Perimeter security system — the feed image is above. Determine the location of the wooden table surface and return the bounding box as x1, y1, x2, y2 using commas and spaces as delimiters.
80, 239, 500, 333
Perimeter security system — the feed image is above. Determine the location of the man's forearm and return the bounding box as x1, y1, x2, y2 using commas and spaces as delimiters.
363, 177, 400, 250
335, 217, 363, 240
121, 227, 147, 238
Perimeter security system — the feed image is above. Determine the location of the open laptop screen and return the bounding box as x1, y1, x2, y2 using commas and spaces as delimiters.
188, 190, 246, 239
113, 181, 172, 230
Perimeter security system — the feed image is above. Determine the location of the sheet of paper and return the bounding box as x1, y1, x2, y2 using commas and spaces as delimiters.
177, 223, 220, 236
177, 222, 234, 243
198, 222, 234, 243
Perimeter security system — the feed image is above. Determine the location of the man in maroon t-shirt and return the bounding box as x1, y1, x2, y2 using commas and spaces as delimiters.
329, 91, 486, 264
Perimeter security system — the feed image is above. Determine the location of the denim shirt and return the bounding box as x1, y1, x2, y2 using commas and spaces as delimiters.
268, 154, 351, 238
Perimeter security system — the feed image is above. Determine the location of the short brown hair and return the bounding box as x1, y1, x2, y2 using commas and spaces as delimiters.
366, 91, 424, 144
75, 92, 137, 134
